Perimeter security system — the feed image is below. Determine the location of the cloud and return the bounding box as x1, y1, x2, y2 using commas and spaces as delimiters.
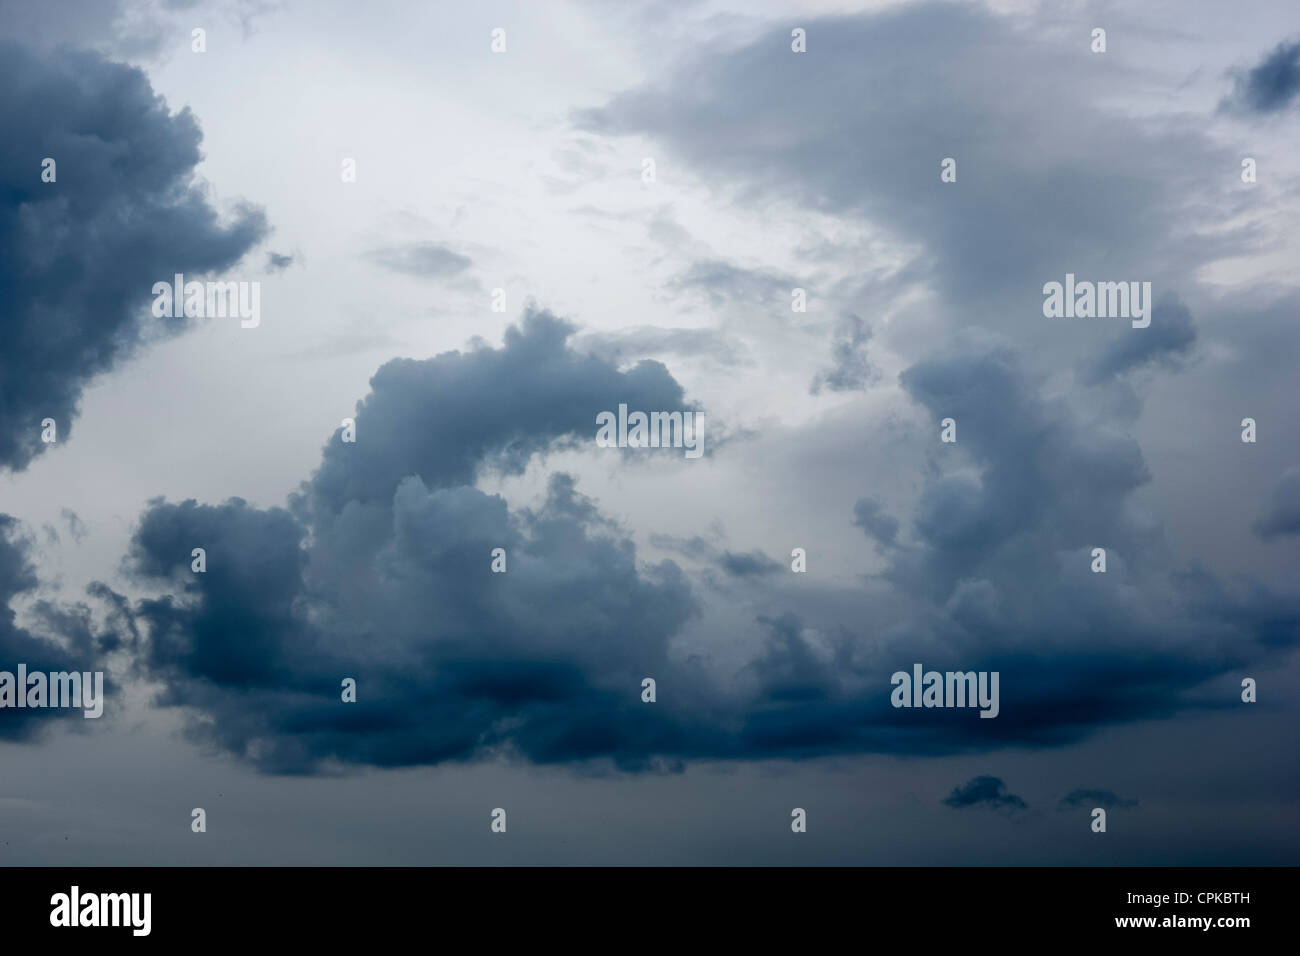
121, 311, 719, 773
112, 319, 1300, 773
60, 509, 87, 544
0, 41, 267, 471
1254, 466, 1300, 538
942, 775, 1027, 812
810, 315, 878, 395
722, 333, 1300, 759
719, 550, 782, 578
573, 326, 745, 368
1222, 39, 1300, 114
577, 2, 1240, 379
852, 497, 899, 549
0, 516, 115, 740
265, 252, 294, 272
1082, 297, 1197, 385
0, 0, 284, 61
667, 259, 796, 310
1059, 788, 1138, 810
366, 241, 472, 279
308, 310, 688, 512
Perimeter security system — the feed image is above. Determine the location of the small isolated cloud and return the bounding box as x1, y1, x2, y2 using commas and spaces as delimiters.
1059, 788, 1138, 810
1254, 466, 1300, 539
60, 508, 87, 544
943, 775, 1028, 813
1222, 39, 1300, 115
668, 258, 796, 310
811, 314, 878, 394
366, 241, 472, 279
719, 549, 782, 578
265, 251, 294, 272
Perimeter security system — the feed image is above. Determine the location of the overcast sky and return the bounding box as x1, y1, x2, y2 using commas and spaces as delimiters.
1, 0, 1298, 864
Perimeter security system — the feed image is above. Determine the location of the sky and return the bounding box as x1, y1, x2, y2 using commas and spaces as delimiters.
1, 0, 1298, 864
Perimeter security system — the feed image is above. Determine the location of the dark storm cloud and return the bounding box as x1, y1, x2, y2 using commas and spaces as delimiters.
0, 516, 114, 739
115, 319, 1300, 773
724, 332, 1299, 758
366, 241, 472, 279
1059, 788, 1138, 810
97, 2, 1299, 775
1222, 39, 1300, 114
1254, 466, 1300, 538
122, 312, 725, 773
943, 776, 1027, 812
0, 40, 267, 471
309, 310, 688, 512
870, 335, 1298, 739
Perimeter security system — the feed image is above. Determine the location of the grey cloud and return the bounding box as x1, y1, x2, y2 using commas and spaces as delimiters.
943, 775, 1027, 813
115, 324, 1300, 771
719, 550, 782, 578
811, 314, 877, 394
577, 2, 1242, 380
1222, 39, 1300, 114
1082, 297, 1197, 385
0, 516, 115, 740
0, 41, 267, 471
309, 310, 689, 512
573, 326, 745, 367
122, 311, 721, 773
60, 509, 88, 544
668, 258, 797, 310
366, 241, 472, 279
724, 333, 1300, 758
852, 497, 899, 549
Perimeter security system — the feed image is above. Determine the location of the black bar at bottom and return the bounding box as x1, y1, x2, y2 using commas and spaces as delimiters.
0, 866, 1285, 942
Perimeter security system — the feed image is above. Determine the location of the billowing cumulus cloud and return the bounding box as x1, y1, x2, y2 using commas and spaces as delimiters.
120, 312, 723, 773
0, 41, 266, 471
111, 316, 1300, 774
